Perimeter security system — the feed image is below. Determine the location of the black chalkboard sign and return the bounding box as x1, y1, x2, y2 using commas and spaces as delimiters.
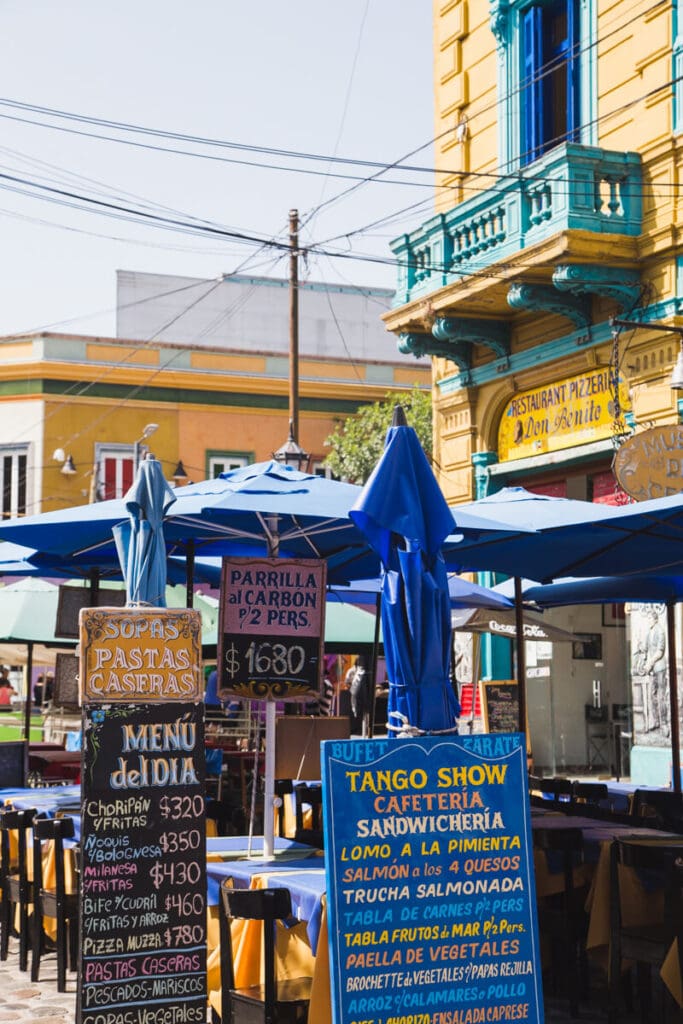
80, 702, 206, 1024
481, 680, 520, 734
0, 741, 26, 787
53, 652, 80, 709
56, 585, 127, 639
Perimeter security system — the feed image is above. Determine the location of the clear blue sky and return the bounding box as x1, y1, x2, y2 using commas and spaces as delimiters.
0, 1, 433, 338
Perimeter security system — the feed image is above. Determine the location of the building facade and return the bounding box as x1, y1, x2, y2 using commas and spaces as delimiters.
0, 283, 429, 518
383, 0, 683, 781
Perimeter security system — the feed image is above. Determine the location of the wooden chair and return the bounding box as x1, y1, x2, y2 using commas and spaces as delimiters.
632, 790, 683, 831
219, 883, 312, 1023
571, 781, 609, 806
292, 783, 324, 850
274, 780, 294, 838
0, 807, 38, 971
533, 826, 587, 1017
608, 838, 683, 1023
30, 816, 79, 990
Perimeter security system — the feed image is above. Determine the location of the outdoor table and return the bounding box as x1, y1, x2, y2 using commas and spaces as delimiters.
204, 854, 330, 1023
583, 831, 683, 1006
4, 784, 81, 813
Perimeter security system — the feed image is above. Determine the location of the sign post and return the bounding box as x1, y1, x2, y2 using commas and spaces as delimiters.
322, 734, 543, 1024
79, 606, 206, 1024
217, 556, 326, 857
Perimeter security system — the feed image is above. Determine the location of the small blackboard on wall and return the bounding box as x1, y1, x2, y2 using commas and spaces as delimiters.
53, 652, 80, 709
0, 741, 27, 787
56, 586, 126, 639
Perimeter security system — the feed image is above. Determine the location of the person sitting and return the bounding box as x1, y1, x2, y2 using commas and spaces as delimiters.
0, 668, 17, 707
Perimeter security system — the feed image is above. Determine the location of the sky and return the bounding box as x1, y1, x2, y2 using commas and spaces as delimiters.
0, 1, 434, 338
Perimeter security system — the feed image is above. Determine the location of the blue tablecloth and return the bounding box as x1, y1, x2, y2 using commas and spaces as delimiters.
3, 784, 81, 813
206, 857, 327, 952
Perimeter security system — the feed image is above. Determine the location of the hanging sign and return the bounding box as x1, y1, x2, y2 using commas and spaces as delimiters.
218, 557, 326, 701
498, 368, 630, 461
80, 607, 203, 702
322, 734, 543, 1024
613, 424, 683, 500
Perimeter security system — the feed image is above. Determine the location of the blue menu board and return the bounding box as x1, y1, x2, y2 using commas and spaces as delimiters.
322, 733, 543, 1024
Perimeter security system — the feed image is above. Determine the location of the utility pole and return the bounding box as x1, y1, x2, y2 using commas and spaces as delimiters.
289, 208, 300, 443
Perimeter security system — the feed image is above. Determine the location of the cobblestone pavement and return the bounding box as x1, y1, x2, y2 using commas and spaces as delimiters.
0, 938, 75, 1023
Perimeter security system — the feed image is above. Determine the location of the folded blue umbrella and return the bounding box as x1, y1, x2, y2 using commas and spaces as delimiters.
351, 408, 460, 734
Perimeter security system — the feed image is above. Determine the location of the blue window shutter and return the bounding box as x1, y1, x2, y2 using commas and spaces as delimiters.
522, 6, 543, 166
566, 0, 580, 140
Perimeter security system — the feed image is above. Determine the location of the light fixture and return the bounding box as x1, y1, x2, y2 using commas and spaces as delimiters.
141, 423, 159, 440
134, 423, 160, 470
671, 343, 683, 390
61, 455, 77, 476
273, 420, 310, 471
52, 447, 66, 463
172, 460, 188, 484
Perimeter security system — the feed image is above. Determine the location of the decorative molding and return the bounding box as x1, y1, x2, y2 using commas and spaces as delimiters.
399, 332, 473, 377
471, 451, 499, 499
552, 264, 641, 310
507, 283, 591, 332
488, 0, 509, 46
433, 316, 511, 362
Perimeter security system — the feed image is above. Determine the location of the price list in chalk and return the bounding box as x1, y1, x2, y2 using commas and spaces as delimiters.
80, 703, 207, 1024
321, 734, 544, 1024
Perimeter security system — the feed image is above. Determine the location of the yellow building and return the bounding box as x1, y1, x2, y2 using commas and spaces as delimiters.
383, 0, 683, 781
0, 327, 428, 517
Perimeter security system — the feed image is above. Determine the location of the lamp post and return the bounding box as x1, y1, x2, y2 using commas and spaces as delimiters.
133, 423, 159, 471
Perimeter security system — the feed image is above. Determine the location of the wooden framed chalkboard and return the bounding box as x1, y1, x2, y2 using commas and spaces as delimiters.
53, 652, 80, 709
481, 679, 520, 733
0, 741, 27, 787
56, 585, 126, 639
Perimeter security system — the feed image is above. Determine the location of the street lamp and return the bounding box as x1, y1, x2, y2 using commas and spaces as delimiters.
273, 420, 309, 471
134, 423, 159, 470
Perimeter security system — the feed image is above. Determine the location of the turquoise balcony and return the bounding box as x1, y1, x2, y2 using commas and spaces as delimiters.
390, 144, 642, 307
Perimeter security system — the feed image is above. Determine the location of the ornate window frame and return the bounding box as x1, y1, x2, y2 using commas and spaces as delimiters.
489, 0, 597, 172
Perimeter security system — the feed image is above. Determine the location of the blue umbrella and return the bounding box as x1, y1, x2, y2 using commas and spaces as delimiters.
350, 407, 460, 734
328, 573, 514, 610
112, 455, 176, 606
493, 571, 683, 794
447, 487, 683, 582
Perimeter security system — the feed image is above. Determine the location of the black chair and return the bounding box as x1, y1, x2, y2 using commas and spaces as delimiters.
608, 838, 683, 1023
529, 775, 572, 807
632, 790, 683, 831
219, 883, 311, 1023
206, 798, 247, 837
571, 781, 609, 806
274, 780, 294, 838
292, 783, 324, 849
0, 807, 38, 971
533, 826, 587, 1017
30, 816, 79, 990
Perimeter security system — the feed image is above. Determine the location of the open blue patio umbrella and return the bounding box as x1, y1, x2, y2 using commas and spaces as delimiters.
328, 573, 514, 610
350, 407, 460, 735
112, 455, 176, 606
495, 572, 683, 793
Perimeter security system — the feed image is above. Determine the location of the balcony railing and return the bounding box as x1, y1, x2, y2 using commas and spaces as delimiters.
390, 143, 642, 306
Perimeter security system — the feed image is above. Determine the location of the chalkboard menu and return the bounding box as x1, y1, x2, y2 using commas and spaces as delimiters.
0, 741, 27, 787
80, 702, 206, 1024
56, 585, 127, 639
218, 556, 326, 701
322, 734, 543, 1024
481, 680, 520, 734
53, 652, 79, 708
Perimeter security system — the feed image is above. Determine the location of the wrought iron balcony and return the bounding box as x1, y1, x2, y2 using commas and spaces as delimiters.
390, 143, 642, 306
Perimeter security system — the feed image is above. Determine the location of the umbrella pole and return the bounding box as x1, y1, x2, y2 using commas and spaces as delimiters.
514, 577, 527, 738
667, 602, 681, 794
89, 568, 100, 605
368, 592, 382, 737
23, 641, 33, 783
263, 700, 276, 858
185, 541, 195, 609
